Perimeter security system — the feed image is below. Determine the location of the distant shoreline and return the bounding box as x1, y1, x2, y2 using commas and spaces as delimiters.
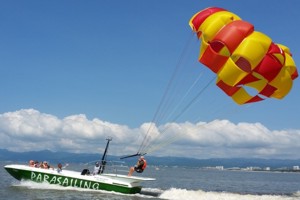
1, 149, 300, 170
210, 168, 300, 173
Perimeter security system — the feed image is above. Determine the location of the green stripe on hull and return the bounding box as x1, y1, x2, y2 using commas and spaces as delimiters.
5, 167, 141, 194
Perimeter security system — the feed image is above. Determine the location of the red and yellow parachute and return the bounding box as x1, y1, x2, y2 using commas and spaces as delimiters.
189, 7, 298, 105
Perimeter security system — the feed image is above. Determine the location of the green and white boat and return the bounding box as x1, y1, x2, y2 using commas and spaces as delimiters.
4, 164, 155, 194
4, 138, 155, 194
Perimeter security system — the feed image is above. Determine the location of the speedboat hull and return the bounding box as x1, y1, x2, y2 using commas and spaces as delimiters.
5, 164, 155, 194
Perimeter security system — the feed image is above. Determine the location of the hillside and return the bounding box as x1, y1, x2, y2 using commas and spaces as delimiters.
1, 149, 299, 169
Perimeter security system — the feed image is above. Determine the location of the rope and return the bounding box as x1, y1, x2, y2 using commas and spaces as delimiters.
137, 33, 195, 154
164, 71, 204, 123
142, 75, 215, 154
136, 31, 218, 156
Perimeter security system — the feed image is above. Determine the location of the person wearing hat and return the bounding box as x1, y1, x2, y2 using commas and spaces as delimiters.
128, 156, 147, 176
93, 162, 100, 175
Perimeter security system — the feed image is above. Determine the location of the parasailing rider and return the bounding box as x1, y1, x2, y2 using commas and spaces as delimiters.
128, 156, 147, 176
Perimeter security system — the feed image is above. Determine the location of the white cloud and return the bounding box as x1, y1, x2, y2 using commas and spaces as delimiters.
0, 109, 300, 159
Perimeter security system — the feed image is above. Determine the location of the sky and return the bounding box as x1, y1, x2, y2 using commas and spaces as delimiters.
0, 0, 300, 159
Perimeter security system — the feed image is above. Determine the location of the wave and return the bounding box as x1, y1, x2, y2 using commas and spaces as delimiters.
14, 181, 159, 198
14, 180, 85, 191
13, 181, 300, 200
158, 188, 300, 200
293, 191, 300, 198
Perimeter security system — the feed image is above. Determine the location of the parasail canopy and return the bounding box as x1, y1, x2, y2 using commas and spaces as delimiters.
189, 7, 298, 105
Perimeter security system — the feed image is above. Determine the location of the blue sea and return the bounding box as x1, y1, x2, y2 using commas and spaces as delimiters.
1, 161, 300, 200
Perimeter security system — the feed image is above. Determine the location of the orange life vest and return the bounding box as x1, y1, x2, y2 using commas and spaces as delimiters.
141, 159, 147, 170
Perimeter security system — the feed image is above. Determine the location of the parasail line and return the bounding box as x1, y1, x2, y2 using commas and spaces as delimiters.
142, 75, 216, 155
137, 33, 195, 154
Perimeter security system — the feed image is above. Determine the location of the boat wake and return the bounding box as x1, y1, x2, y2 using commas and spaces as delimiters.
140, 187, 164, 197
13, 181, 160, 198
158, 188, 300, 200
12, 181, 300, 200
13, 180, 84, 191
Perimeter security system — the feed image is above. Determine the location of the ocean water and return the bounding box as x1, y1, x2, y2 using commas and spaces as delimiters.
1, 161, 300, 200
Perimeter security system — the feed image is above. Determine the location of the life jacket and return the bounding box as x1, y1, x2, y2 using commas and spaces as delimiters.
141, 159, 147, 170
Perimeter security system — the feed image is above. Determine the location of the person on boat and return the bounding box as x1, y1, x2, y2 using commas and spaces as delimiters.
57, 163, 69, 173
34, 161, 40, 167
57, 163, 63, 173
128, 156, 147, 176
42, 161, 48, 169
29, 160, 35, 167
42, 161, 54, 170
93, 162, 100, 175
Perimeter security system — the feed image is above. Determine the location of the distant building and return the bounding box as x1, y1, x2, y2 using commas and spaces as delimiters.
246, 167, 253, 171
245, 166, 261, 171
293, 166, 299, 170
264, 167, 271, 171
